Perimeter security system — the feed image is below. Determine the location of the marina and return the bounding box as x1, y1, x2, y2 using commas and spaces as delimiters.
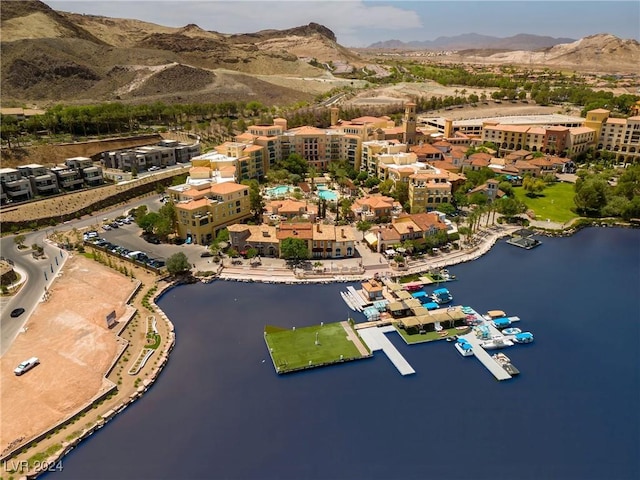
454, 307, 533, 380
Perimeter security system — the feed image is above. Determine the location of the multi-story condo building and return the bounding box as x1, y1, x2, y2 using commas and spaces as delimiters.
0, 168, 33, 204
360, 140, 408, 176
17, 164, 59, 196
585, 109, 640, 161
213, 142, 266, 180
64, 157, 104, 187
50, 166, 84, 191
172, 182, 251, 245
408, 169, 453, 213
102, 140, 201, 171
482, 123, 596, 157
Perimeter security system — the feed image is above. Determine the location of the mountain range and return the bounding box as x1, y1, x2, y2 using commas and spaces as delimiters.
366, 33, 576, 51
1, 1, 638, 108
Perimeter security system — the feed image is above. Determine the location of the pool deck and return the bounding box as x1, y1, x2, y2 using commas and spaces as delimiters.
358, 326, 415, 376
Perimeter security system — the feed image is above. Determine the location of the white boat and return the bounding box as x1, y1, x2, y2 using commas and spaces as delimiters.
480, 337, 514, 350
455, 341, 474, 356
513, 332, 534, 344
431, 288, 453, 305
502, 327, 522, 335
340, 292, 357, 312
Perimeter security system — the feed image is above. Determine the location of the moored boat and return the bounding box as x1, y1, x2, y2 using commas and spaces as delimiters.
431, 287, 453, 305
502, 327, 522, 335
455, 338, 474, 356
480, 337, 514, 350
513, 332, 534, 344
492, 353, 520, 375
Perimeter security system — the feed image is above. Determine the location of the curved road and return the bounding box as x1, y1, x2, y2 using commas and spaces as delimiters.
0, 195, 162, 356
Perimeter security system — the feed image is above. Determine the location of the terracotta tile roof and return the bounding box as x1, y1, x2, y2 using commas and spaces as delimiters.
276, 223, 313, 240
393, 219, 421, 235
312, 224, 335, 241
176, 198, 209, 211
354, 195, 396, 210
210, 182, 247, 194
379, 226, 401, 241
335, 226, 356, 242
288, 125, 327, 135
605, 118, 626, 125
410, 212, 447, 231
570, 127, 595, 135
410, 143, 442, 156
247, 226, 278, 243
227, 224, 250, 232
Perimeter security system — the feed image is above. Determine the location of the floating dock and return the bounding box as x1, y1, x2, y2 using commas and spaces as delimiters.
459, 332, 512, 381
358, 326, 415, 376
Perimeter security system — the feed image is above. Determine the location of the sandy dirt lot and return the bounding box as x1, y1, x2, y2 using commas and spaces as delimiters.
0, 255, 138, 453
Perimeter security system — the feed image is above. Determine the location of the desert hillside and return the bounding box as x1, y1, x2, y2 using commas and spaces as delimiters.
1, 1, 361, 107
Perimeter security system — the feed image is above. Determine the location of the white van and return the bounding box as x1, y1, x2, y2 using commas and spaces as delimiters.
14, 357, 39, 376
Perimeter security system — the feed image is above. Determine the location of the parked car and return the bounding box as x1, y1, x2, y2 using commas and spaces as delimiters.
10, 307, 25, 318
102, 225, 112, 231
14, 357, 39, 376
109, 222, 119, 229
200, 251, 213, 257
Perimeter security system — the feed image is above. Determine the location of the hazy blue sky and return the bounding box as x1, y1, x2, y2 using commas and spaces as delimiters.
46, 1, 640, 47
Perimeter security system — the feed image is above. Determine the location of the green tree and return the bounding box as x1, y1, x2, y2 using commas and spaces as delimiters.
280, 237, 309, 261
574, 177, 609, 216
138, 212, 160, 234
356, 220, 372, 239
242, 179, 264, 220
522, 176, 546, 197
275, 153, 308, 176
166, 252, 191, 275
13, 234, 26, 248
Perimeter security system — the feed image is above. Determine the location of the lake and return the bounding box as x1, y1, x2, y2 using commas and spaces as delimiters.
47, 227, 639, 480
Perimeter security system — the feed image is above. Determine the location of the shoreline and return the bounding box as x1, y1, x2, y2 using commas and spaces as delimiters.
7, 220, 634, 477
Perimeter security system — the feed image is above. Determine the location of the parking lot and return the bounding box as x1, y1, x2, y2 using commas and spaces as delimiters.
91, 220, 210, 269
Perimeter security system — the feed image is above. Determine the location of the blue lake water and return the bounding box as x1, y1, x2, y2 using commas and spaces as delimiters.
48, 227, 639, 480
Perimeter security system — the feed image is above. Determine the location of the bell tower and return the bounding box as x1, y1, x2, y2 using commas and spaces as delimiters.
403, 102, 416, 145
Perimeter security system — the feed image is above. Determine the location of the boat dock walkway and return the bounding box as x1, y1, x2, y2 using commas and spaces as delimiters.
459, 332, 512, 381
358, 327, 415, 376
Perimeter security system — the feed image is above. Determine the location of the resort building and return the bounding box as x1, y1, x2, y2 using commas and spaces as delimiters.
227, 224, 280, 257
408, 169, 453, 213
364, 212, 449, 252
481, 123, 596, 157
350, 195, 403, 222
585, 108, 640, 161
265, 199, 318, 222
422, 113, 585, 137
172, 182, 251, 245
227, 222, 356, 259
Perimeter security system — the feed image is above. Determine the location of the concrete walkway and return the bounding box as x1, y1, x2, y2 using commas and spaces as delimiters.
358, 327, 415, 376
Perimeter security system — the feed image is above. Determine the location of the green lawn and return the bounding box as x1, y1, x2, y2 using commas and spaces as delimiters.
394, 324, 470, 345
265, 322, 365, 373
513, 182, 578, 223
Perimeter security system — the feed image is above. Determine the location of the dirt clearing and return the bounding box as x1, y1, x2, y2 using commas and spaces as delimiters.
0, 255, 138, 453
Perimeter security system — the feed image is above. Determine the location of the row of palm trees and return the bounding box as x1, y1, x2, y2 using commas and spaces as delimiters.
456, 203, 501, 245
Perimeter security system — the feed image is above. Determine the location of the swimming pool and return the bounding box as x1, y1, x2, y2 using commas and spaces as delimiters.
266, 185, 291, 197
318, 189, 338, 201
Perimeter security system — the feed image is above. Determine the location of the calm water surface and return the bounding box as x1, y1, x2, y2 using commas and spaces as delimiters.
49, 228, 639, 480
